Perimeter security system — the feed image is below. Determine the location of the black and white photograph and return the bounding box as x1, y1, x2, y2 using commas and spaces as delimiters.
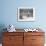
18, 7, 35, 21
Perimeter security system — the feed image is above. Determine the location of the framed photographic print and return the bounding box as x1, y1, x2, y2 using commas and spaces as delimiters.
17, 7, 35, 21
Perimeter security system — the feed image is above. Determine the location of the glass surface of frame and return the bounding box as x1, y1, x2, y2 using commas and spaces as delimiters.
18, 7, 35, 21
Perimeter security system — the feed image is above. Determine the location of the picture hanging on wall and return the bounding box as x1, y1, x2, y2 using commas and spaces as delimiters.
17, 7, 35, 21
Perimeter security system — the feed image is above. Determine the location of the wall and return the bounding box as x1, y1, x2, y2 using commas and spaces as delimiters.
0, 0, 46, 30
